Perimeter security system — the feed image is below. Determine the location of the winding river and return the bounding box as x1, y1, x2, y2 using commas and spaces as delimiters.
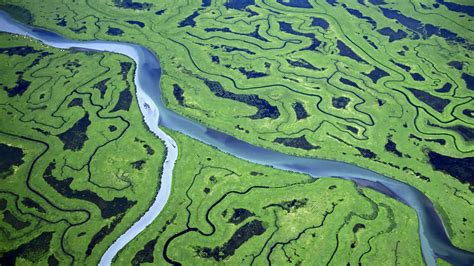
1, 11, 473, 266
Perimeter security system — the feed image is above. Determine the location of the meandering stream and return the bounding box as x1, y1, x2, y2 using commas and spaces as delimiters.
1, 11, 473, 266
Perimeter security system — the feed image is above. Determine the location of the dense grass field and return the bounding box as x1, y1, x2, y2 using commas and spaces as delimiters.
0, 0, 473, 264
3, 0, 470, 251
0, 33, 424, 265
114, 131, 424, 265
0, 33, 165, 264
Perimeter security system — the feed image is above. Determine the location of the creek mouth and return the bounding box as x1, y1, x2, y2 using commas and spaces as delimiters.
0, 11, 473, 266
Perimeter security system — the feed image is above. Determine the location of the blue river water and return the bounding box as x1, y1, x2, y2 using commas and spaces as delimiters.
0, 11, 472, 266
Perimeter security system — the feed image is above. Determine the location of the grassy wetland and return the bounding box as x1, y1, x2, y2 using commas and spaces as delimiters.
0, 0, 473, 264
0, 33, 164, 264
114, 131, 424, 265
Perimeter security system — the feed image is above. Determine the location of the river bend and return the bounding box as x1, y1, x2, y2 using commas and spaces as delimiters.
0, 11, 473, 266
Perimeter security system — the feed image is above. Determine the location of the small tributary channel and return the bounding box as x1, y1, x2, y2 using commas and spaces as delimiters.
1, 11, 472, 266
